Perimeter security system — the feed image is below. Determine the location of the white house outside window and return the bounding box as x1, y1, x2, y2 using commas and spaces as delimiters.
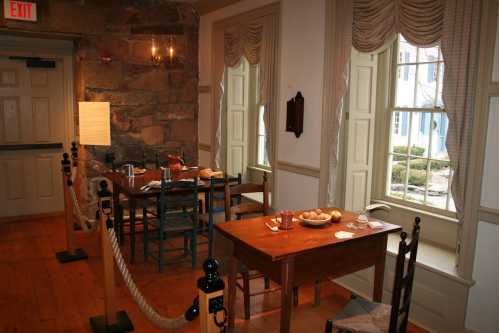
386, 35, 455, 212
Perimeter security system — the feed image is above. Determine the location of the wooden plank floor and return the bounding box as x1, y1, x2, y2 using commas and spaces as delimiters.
0, 216, 427, 333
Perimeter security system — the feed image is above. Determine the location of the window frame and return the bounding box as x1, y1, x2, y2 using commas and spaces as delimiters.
375, 36, 457, 220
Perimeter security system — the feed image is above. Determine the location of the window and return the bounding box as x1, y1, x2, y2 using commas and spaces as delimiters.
256, 105, 269, 167
386, 35, 455, 212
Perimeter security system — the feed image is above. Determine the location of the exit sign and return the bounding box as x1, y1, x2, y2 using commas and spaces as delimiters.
4, 1, 37, 22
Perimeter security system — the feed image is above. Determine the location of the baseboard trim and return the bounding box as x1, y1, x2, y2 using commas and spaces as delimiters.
0, 211, 64, 224
276, 160, 320, 178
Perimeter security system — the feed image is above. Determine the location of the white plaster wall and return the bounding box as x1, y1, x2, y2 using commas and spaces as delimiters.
275, 170, 319, 211
277, 0, 325, 168
199, 150, 211, 168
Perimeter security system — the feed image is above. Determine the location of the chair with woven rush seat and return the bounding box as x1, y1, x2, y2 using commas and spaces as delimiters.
324, 217, 421, 333
198, 173, 241, 258
143, 178, 199, 272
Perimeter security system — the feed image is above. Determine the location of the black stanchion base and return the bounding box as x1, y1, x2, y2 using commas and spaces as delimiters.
90, 311, 134, 333
55, 248, 88, 263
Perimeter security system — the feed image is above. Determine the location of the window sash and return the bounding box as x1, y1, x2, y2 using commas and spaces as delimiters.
385, 36, 455, 215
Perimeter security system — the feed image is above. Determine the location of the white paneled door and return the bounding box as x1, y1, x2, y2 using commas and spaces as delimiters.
344, 50, 378, 213
226, 58, 250, 179
0, 57, 65, 218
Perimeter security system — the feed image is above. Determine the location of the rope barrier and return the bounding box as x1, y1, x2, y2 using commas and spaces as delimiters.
106, 227, 189, 329
68, 185, 97, 232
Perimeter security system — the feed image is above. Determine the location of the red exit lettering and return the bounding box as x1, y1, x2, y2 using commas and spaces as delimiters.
4, 1, 37, 22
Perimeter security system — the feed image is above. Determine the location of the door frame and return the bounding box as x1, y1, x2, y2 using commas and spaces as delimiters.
0, 35, 75, 152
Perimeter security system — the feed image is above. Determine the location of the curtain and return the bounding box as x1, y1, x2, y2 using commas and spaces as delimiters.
440, 0, 481, 269
327, 0, 353, 205
212, 14, 278, 169
353, 0, 444, 52
348, 0, 481, 269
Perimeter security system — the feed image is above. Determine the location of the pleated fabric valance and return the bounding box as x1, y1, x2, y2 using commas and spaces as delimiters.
353, 0, 444, 52
212, 9, 279, 169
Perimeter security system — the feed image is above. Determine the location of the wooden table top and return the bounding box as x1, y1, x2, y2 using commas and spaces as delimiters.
215, 209, 402, 262
104, 168, 211, 197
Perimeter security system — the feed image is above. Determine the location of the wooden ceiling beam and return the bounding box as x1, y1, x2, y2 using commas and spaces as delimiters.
196, 0, 245, 15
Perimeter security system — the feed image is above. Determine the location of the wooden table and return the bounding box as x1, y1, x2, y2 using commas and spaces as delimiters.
215, 210, 401, 333
104, 168, 211, 263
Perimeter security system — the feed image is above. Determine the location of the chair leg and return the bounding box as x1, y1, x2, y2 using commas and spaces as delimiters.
143, 213, 149, 262
324, 320, 333, 333
264, 276, 270, 289
208, 217, 214, 259
242, 271, 251, 320
184, 232, 189, 256
314, 280, 321, 306
190, 230, 197, 268
159, 226, 165, 273
293, 286, 299, 307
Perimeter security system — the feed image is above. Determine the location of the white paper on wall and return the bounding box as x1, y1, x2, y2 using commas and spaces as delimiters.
78, 102, 111, 146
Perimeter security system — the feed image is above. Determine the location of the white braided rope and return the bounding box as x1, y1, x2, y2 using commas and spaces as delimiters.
69, 186, 98, 232
106, 227, 188, 329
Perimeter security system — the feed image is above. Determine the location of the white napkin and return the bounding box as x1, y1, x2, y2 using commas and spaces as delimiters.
335, 231, 354, 239
368, 221, 384, 229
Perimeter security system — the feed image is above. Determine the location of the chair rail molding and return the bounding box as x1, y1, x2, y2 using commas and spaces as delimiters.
199, 142, 211, 152
478, 207, 499, 225
276, 160, 320, 179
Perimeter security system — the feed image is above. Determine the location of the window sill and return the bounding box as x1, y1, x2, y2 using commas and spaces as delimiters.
387, 233, 473, 286
373, 198, 458, 224
248, 165, 272, 173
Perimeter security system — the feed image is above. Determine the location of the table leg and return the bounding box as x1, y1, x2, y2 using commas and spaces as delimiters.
280, 257, 295, 333
227, 255, 238, 332
204, 191, 209, 214
373, 234, 388, 302
112, 184, 122, 244
129, 198, 136, 264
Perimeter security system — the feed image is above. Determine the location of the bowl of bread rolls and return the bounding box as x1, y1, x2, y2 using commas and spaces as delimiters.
199, 168, 224, 179
299, 209, 332, 226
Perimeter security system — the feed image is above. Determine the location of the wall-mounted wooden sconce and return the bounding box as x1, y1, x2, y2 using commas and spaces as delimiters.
286, 91, 304, 138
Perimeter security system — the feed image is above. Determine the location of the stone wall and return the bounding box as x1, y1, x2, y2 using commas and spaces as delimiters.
0, 0, 199, 213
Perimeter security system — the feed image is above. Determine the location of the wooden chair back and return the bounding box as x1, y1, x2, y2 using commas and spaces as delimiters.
389, 217, 421, 333
158, 179, 199, 230
224, 173, 269, 221
208, 173, 242, 215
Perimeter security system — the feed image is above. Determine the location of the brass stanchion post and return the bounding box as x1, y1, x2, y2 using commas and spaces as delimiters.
55, 152, 88, 263
90, 180, 133, 333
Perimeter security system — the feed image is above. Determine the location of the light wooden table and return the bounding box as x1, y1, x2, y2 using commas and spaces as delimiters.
215, 209, 401, 333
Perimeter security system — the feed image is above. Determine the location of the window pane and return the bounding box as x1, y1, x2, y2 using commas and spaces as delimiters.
410, 112, 430, 158
388, 154, 406, 199
416, 64, 437, 108
395, 65, 416, 107
390, 111, 409, 153
418, 46, 440, 63
398, 36, 417, 64
427, 160, 451, 209
406, 159, 427, 205
430, 113, 449, 159
437, 63, 444, 107
258, 105, 266, 136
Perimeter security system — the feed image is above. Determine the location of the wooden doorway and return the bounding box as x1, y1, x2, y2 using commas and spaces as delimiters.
0, 35, 74, 218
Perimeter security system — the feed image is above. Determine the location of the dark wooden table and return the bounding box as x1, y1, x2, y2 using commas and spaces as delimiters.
215, 210, 401, 333
104, 168, 211, 263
